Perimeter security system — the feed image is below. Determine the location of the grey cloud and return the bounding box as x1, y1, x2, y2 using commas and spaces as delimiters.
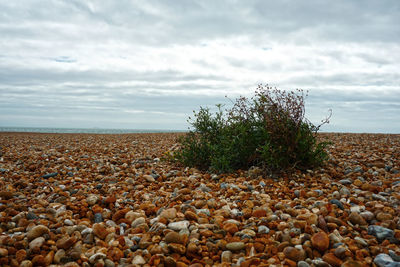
0, 1, 399, 132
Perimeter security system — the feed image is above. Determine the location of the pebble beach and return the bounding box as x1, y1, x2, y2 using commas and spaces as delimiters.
0, 132, 399, 267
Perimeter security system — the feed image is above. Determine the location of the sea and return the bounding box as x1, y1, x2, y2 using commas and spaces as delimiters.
0, 127, 186, 134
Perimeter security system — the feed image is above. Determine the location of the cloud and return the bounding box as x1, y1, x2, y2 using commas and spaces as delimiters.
0, 0, 399, 132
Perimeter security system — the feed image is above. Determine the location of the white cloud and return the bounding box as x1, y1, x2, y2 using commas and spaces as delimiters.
0, 0, 399, 132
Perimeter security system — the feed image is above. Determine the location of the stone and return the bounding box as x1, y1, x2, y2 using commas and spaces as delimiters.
349, 212, 367, 225
368, 225, 395, 243
144, 175, 155, 182
29, 237, 45, 250
341, 260, 365, 267
186, 242, 198, 255
360, 211, 374, 221
339, 187, 351, 196
160, 208, 177, 219
27, 225, 50, 240
131, 217, 146, 228
329, 199, 344, 210
94, 213, 103, 223
374, 253, 400, 267
20, 260, 33, 267
221, 250, 232, 263
168, 220, 189, 231
389, 250, 400, 262
43, 172, 58, 178
376, 212, 393, 221
125, 211, 143, 223
164, 256, 176, 267
252, 208, 267, 217
0, 247, 8, 257
334, 246, 347, 259
226, 242, 245, 251
372, 194, 387, 202
54, 249, 66, 264
223, 222, 239, 234
168, 243, 186, 254
322, 253, 343, 267
86, 194, 98, 205
56, 236, 76, 250
283, 246, 306, 262
165, 231, 181, 243
339, 179, 352, 185
184, 210, 198, 221
105, 259, 115, 267
93, 223, 108, 239
298, 261, 311, 267
89, 253, 107, 264
32, 255, 46, 266
258, 225, 270, 234
311, 232, 330, 252
26, 212, 39, 220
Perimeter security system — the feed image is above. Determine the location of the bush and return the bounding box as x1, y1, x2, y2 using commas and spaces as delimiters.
175, 85, 331, 174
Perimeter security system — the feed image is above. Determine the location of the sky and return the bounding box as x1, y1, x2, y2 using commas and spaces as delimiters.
0, 0, 399, 133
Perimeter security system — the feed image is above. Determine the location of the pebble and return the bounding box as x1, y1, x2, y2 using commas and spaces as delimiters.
226, 242, 245, 251
93, 223, 108, 239
258, 225, 270, 234
329, 199, 344, 210
374, 253, 400, 267
86, 194, 98, 205
349, 212, 367, 225
0, 247, 8, 257
89, 253, 106, 264
298, 261, 311, 267
360, 211, 374, 221
168, 220, 189, 231
160, 208, 177, 219
164, 231, 181, 243
29, 237, 45, 250
221, 250, 232, 262
339, 179, 352, 185
42, 172, 58, 178
283, 246, 306, 262
389, 251, 400, 262
131, 217, 146, 228
94, 213, 103, 223
27, 225, 50, 240
372, 193, 387, 202
311, 232, 330, 252
143, 174, 155, 182
0, 132, 399, 266
368, 225, 395, 243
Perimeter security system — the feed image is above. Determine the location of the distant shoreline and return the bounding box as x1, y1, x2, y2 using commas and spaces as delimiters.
0, 127, 187, 134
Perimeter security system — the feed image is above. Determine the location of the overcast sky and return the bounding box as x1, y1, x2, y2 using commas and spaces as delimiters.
1, 0, 399, 132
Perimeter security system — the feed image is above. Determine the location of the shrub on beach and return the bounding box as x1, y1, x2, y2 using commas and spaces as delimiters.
175, 84, 331, 174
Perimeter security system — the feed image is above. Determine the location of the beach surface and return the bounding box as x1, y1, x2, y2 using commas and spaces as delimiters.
0, 132, 399, 266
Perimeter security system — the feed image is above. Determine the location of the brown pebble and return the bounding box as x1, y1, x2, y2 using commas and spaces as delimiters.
311, 232, 330, 252
56, 236, 76, 250
0, 191, 13, 200
165, 231, 181, 244
283, 246, 306, 262
223, 222, 239, 234
322, 252, 343, 267
27, 225, 50, 241
31, 255, 46, 266
168, 243, 186, 254
160, 208, 177, 220
348, 212, 367, 225
184, 210, 198, 221
93, 223, 108, 239
20, 260, 32, 267
252, 208, 267, 217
